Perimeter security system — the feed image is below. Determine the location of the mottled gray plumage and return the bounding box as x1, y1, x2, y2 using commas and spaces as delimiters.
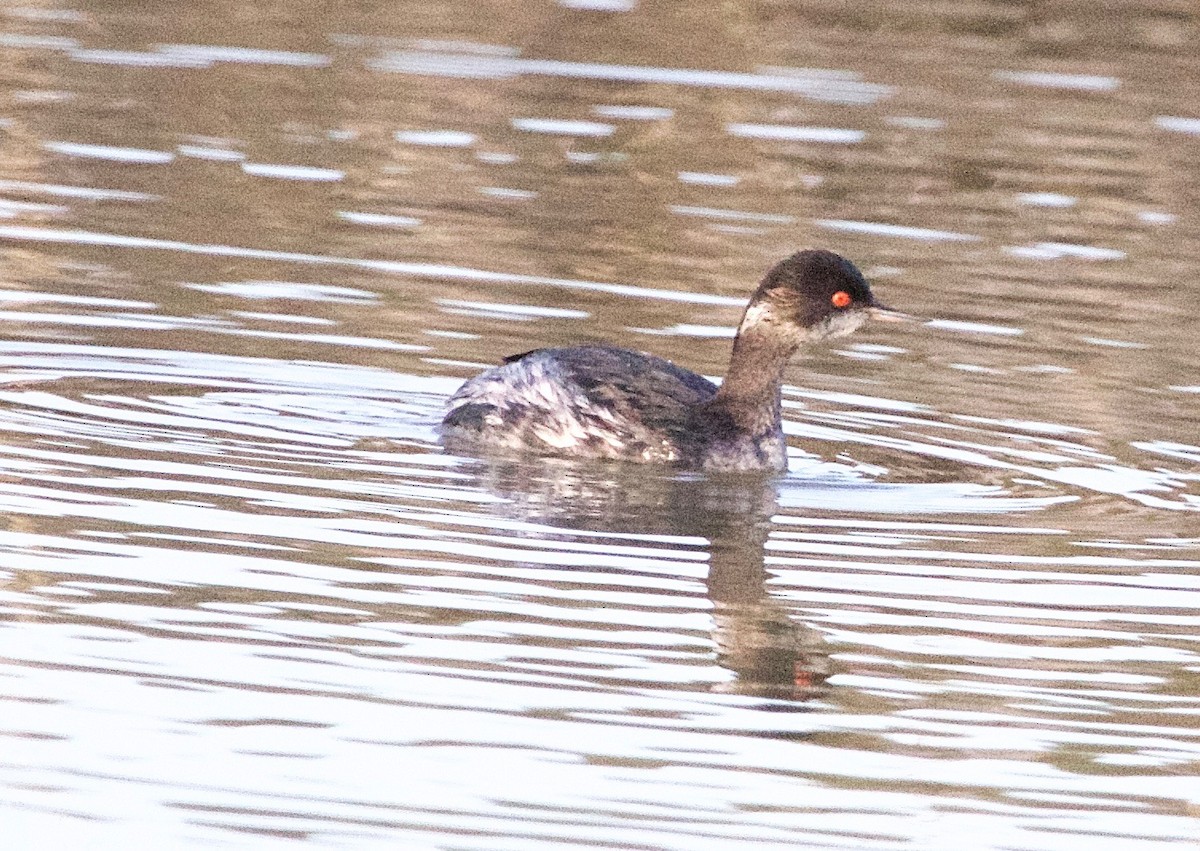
439, 249, 898, 472
441, 345, 719, 462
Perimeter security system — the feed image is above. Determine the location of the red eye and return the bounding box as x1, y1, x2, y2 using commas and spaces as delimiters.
831, 291, 852, 308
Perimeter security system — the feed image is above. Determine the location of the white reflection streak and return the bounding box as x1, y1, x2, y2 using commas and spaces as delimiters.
1006, 243, 1126, 261
815, 219, 981, 242
993, 70, 1120, 92
0, 179, 158, 201
670, 205, 794, 224
369, 51, 892, 104
726, 123, 864, 144
241, 163, 344, 182
69, 49, 211, 68
0, 225, 744, 307
0, 200, 68, 217
43, 141, 176, 164
152, 44, 331, 67
511, 117, 614, 136
1156, 116, 1200, 135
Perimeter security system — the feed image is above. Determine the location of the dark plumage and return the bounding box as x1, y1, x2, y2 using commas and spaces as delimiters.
439, 249, 903, 472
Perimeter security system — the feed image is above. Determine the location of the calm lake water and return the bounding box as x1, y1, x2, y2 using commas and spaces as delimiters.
3, 1, 1200, 848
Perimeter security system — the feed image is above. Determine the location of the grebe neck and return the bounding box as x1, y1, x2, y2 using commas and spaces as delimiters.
704, 306, 803, 436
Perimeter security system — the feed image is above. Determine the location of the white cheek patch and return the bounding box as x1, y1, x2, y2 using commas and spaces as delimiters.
739, 301, 776, 331
740, 301, 811, 348
816, 309, 868, 340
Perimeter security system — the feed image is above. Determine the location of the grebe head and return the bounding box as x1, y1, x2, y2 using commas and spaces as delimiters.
739, 249, 904, 344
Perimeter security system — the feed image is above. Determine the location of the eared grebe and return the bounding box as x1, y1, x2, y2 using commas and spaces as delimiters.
440, 249, 904, 472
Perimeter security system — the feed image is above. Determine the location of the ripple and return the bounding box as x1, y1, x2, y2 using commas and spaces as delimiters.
370, 49, 893, 104
0, 224, 747, 306
1017, 192, 1077, 208
814, 219, 981, 242
185, 280, 379, 301
670, 205, 795, 224
5, 9, 1200, 849
153, 43, 331, 67
176, 144, 246, 161
43, 141, 176, 164
336, 211, 422, 228
438, 299, 590, 321
926, 319, 1024, 336
0, 180, 158, 202
394, 129, 477, 147
727, 123, 865, 144
511, 117, 615, 136
1154, 116, 1200, 135
1006, 243, 1126, 261
677, 172, 739, 187
591, 105, 674, 120
993, 70, 1121, 92
241, 162, 344, 182
70, 48, 210, 68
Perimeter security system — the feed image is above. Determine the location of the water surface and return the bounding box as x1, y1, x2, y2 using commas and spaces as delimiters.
2, 1, 1200, 848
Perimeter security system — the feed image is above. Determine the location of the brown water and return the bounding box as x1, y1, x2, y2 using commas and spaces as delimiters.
3, 1, 1200, 848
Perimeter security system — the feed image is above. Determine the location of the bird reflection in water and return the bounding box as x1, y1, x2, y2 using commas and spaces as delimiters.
465, 458, 830, 704
706, 515, 831, 702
